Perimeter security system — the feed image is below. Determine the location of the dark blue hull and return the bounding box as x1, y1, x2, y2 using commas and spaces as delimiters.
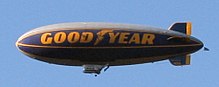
18, 44, 202, 66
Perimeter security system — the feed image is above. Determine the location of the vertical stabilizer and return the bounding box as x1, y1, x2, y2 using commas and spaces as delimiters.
169, 22, 192, 35
169, 55, 191, 66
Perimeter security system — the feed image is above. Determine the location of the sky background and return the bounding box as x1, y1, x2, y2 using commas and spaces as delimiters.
0, 0, 218, 87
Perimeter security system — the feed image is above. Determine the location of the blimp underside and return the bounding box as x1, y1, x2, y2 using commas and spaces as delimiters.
18, 44, 200, 65
16, 22, 203, 75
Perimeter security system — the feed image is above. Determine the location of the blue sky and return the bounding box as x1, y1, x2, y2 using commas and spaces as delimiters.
1, 0, 218, 87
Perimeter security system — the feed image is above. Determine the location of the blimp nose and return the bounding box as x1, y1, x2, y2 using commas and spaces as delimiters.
15, 34, 28, 52
15, 35, 38, 59
15, 38, 20, 48
15, 35, 23, 48
16, 38, 20, 46
15, 37, 23, 52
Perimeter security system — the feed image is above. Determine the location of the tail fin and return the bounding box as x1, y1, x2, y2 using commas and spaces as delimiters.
168, 22, 192, 35
169, 54, 191, 66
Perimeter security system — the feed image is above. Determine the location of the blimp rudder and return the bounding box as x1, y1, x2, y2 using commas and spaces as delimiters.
168, 22, 192, 66
169, 55, 191, 66
169, 22, 192, 35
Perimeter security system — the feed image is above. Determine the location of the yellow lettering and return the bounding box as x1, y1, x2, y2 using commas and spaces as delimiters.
129, 33, 140, 44
80, 32, 93, 43
41, 33, 52, 44
141, 34, 155, 44
108, 32, 120, 43
119, 33, 130, 44
68, 32, 80, 43
54, 32, 66, 43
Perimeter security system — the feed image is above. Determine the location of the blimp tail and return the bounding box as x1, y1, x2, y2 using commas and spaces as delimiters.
169, 55, 191, 66
168, 22, 192, 35
168, 22, 192, 66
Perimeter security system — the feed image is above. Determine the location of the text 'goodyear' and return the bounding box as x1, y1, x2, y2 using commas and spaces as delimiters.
40, 30, 155, 45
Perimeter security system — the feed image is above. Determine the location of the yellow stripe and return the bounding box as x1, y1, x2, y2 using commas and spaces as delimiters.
185, 54, 191, 64
16, 43, 202, 49
186, 22, 192, 35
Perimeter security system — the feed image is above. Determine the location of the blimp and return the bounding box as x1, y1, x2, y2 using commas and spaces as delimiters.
16, 22, 203, 76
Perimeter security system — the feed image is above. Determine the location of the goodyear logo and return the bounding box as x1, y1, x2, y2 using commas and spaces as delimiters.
40, 30, 155, 45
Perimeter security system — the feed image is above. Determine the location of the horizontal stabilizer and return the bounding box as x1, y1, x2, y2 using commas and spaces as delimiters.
169, 22, 192, 35
169, 55, 191, 66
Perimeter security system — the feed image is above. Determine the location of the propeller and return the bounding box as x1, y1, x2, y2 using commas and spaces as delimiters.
204, 47, 210, 51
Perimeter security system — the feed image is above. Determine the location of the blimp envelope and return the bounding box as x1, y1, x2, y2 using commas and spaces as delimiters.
16, 22, 203, 75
